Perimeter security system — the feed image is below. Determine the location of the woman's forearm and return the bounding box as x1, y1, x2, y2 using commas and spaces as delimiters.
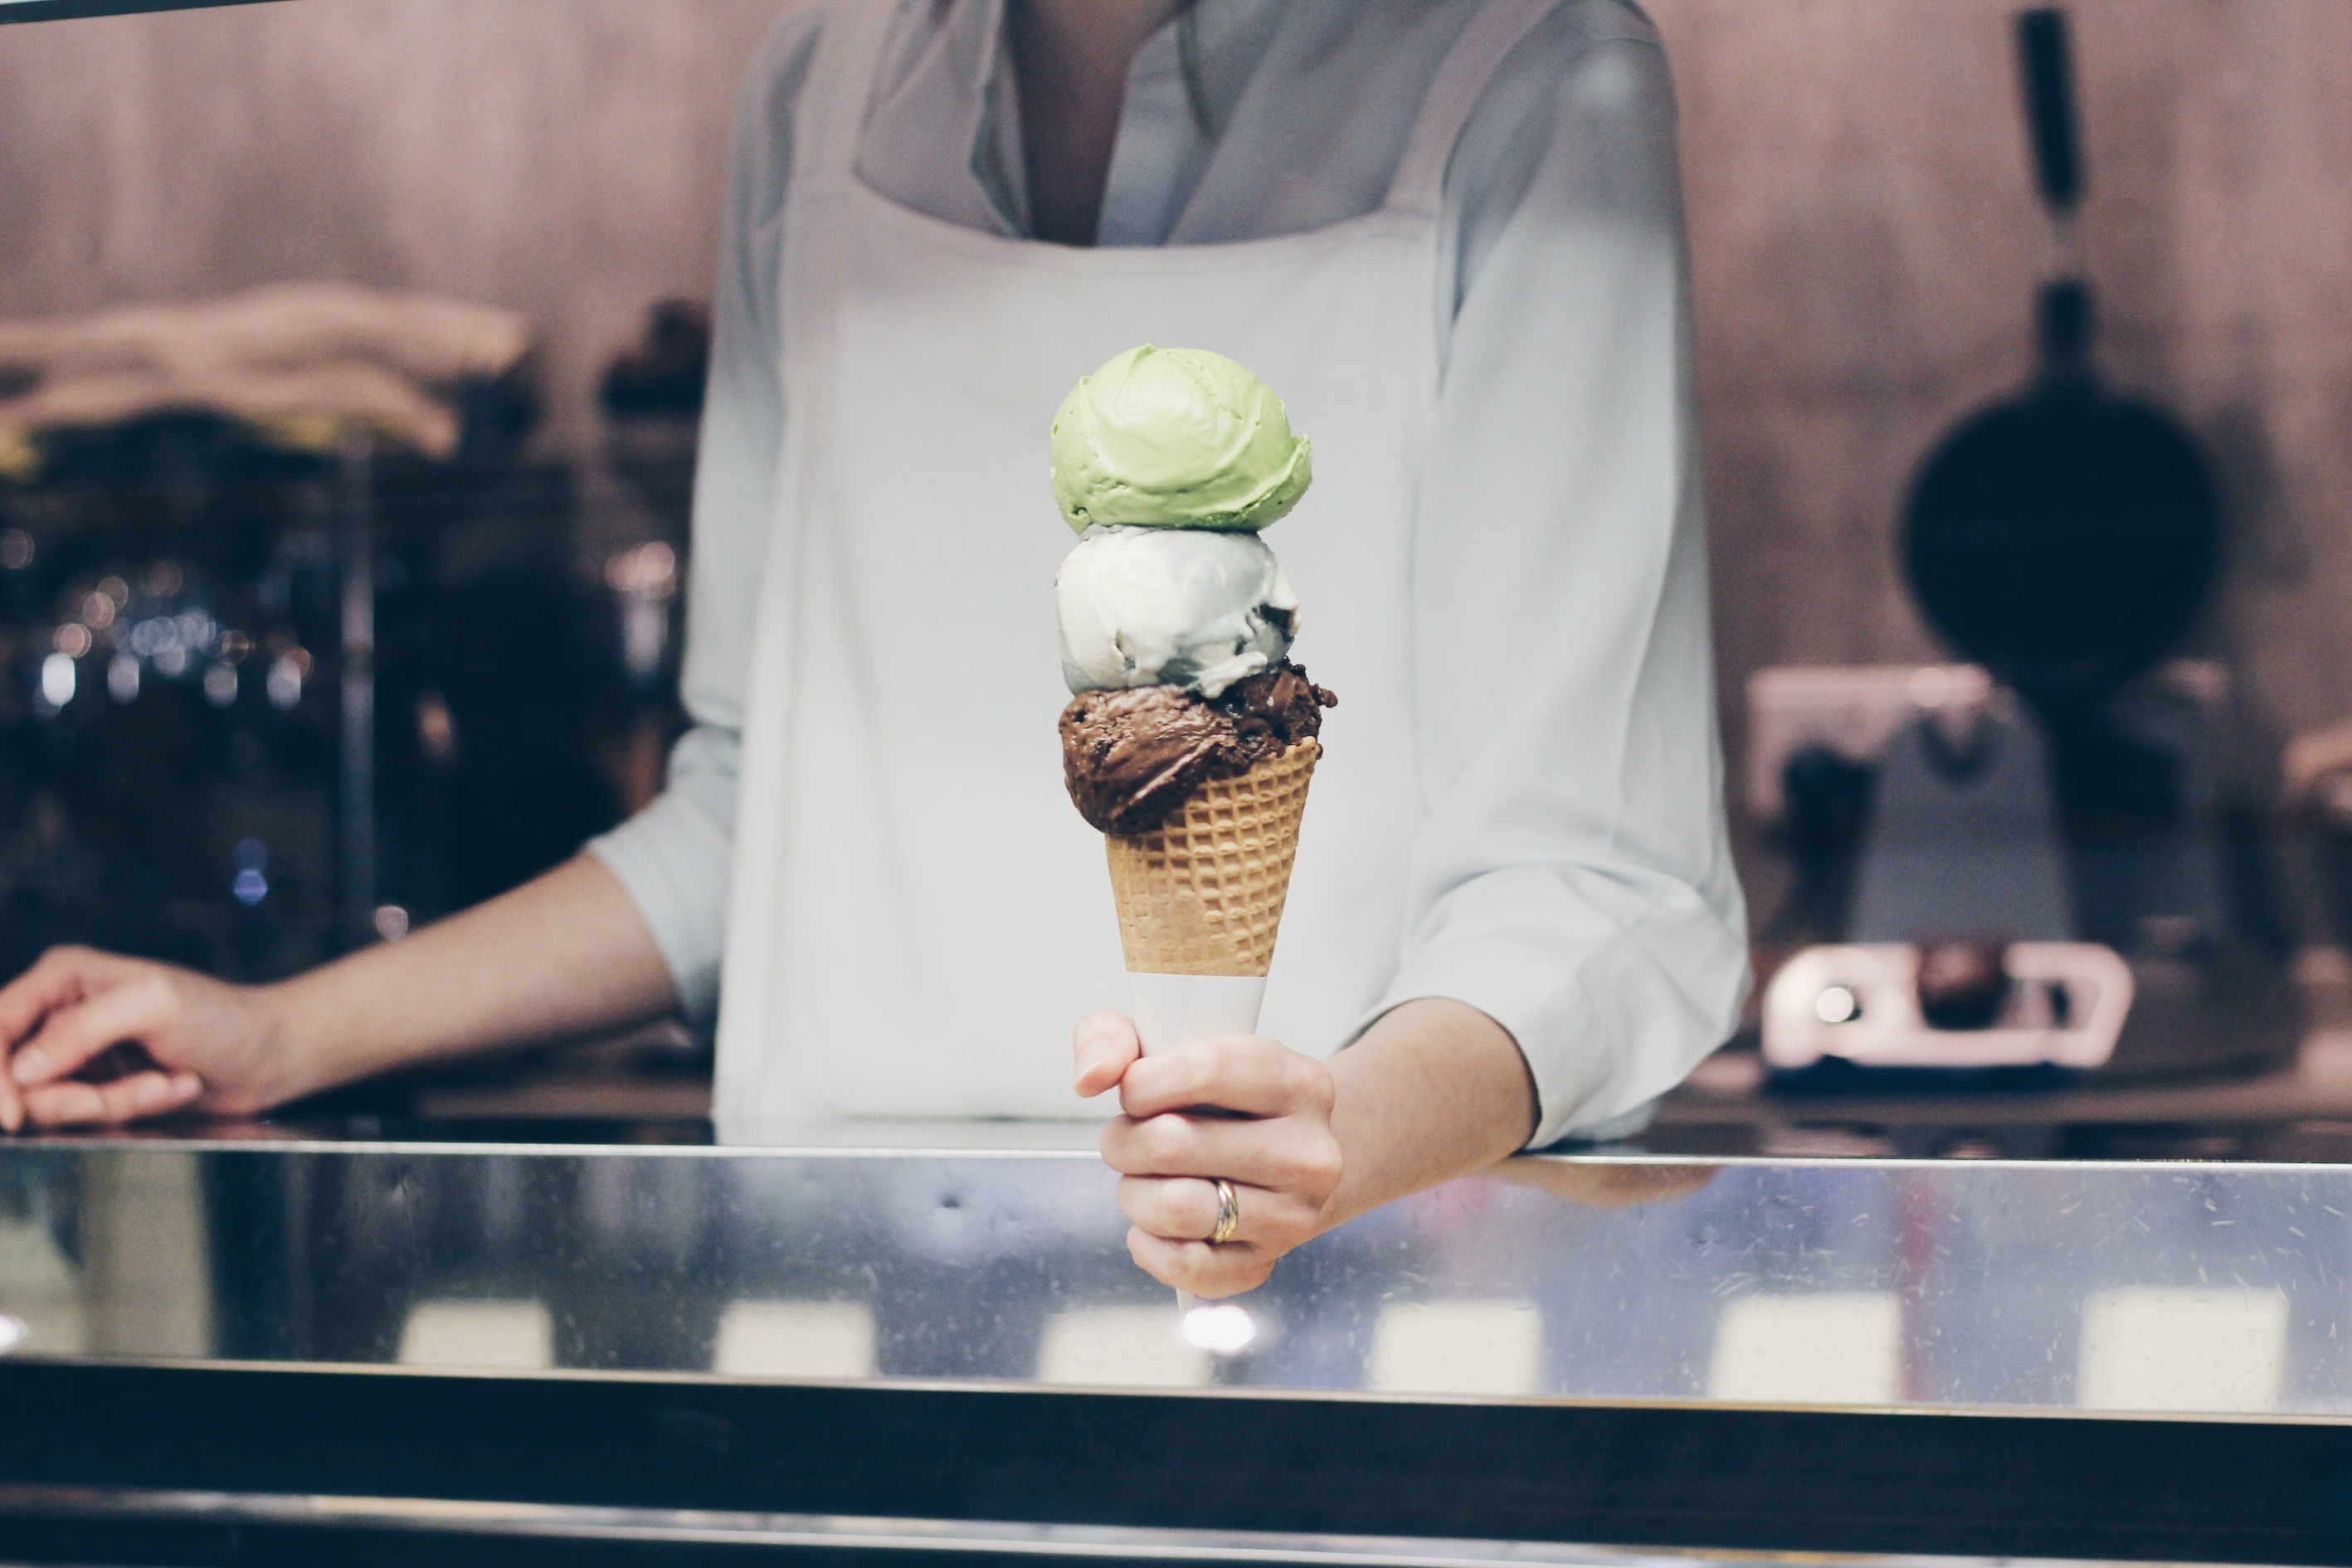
1322, 997, 1539, 1229
264, 854, 679, 1100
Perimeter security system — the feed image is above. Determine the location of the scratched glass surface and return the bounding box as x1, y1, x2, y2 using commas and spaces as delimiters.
0, 1143, 2341, 1418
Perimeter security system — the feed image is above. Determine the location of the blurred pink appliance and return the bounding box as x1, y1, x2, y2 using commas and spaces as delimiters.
1764, 942, 2134, 1071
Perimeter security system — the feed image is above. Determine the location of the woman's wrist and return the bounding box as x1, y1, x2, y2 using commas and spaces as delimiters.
254, 856, 682, 1111
249, 971, 358, 1108
1319, 997, 1536, 1232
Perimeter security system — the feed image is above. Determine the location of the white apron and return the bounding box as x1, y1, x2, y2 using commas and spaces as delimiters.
715, 0, 1562, 1140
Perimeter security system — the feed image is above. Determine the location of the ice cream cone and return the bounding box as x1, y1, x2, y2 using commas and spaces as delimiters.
1103, 739, 1319, 979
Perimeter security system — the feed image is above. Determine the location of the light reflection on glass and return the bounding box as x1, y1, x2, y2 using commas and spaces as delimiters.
397, 1299, 553, 1371
202, 662, 237, 706
37, 651, 75, 710
105, 653, 140, 704
416, 692, 457, 761
265, 650, 306, 709
1045, 1305, 1210, 1387
712, 1300, 876, 1379
1370, 1302, 1537, 1395
607, 540, 679, 683
1182, 1303, 1257, 1356
2077, 1288, 2287, 1413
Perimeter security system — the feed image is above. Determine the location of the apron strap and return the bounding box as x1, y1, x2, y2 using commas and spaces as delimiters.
1385, 0, 1570, 218
775, 0, 904, 491
795, 0, 905, 200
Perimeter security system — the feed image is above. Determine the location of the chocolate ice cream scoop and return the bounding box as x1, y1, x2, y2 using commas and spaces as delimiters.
1060, 661, 1334, 835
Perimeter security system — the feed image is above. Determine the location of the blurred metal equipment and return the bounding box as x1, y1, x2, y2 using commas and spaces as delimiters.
0, 285, 643, 985
606, 541, 678, 689
337, 441, 377, 947
588, 301, 704, 816
1751, 660, 2297, 1083
1903, 9, 2223, 710
1743, 8, 2295, 1088
1763, 940, 2131, 1071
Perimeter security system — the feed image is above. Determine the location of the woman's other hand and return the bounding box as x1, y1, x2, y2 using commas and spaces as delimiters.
1074, 1010, 1342, 1298
0, 947, 290, 1132
0, 858, 682, 1136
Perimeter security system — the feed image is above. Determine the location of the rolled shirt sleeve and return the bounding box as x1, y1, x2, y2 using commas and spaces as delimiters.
587, 724, 739, 1021
1364, 22, 1751, 1147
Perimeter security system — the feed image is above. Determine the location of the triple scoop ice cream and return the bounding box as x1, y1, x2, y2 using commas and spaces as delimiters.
1052, 345, 1335, 835
1050, 345, 1333, 999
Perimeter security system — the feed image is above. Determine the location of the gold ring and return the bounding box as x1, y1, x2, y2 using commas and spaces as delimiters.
1209, 1178, 1240, 1245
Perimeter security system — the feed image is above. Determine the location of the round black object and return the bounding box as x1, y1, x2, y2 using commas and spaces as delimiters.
1902, 378, 2220, 705
1916, 939, 2012, 1031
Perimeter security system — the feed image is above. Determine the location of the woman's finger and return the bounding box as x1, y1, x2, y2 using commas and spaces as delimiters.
1103, 1110, 1344, 1197
0, 947, 97, 1051
1118, 1035, 1329, 1121
1118, 1174, 1317, 1251
23, 1069, 202, 1129
11, 978, 176, 1088
1072, 1010, 1142, 1098
1126, 1228, 1276, 1300
0, 950, 122, 1132
1118, 1174, 1225, 1239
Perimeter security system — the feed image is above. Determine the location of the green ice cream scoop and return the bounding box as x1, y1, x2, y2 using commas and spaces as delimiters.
1051, 344, 1313, 534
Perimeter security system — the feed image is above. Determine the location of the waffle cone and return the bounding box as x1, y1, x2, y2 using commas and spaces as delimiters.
1103, 739, 1319, 977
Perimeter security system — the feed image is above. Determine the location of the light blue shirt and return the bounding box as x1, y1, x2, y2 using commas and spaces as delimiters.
592, 0, 1750, 1144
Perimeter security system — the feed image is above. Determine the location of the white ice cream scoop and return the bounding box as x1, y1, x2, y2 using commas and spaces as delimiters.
1055, 526, 1298, 699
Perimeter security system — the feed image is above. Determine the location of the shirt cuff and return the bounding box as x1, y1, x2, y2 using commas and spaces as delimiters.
587, 786, 733, 1025
1351, 933, 1609, 1150
1348, 873, 1749, 1149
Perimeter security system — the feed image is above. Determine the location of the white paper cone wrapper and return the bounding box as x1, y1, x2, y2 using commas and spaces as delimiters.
1128, 972, 1267, 1055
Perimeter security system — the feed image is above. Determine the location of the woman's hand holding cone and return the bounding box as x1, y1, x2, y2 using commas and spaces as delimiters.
1074, 1010, 1342, 1299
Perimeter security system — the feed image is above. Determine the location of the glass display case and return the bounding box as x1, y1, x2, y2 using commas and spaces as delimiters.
4, 1136, 2352, 1565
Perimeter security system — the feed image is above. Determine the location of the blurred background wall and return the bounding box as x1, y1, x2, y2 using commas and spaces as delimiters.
2, 0, 2348, 795
0, 0, 779, 477
1651, 0, 2352, 804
